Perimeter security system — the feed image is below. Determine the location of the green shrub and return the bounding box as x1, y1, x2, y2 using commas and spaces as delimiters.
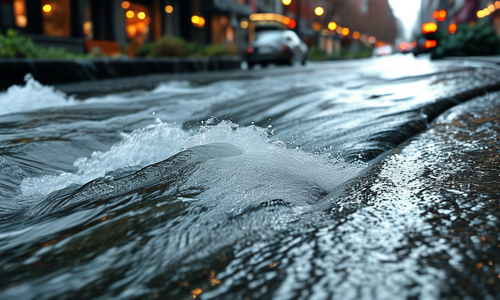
136, 42, 153, 57
202, 44, 228, 56
432, 21, 500, 59
0, 29, 91, 59
149, 35, 187, 57
142, 35, 232, 57
0, 29, 39, 58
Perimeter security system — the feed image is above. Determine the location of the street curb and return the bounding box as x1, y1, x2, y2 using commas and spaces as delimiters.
0, 57, 242, 90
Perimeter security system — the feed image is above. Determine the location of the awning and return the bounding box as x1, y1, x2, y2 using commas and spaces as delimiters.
213, 0, 253, 16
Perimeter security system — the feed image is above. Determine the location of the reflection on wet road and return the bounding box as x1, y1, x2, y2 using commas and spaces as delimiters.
0, 55, 499, 299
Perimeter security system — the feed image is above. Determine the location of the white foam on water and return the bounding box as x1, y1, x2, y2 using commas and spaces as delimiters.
19, 119, 188, 199
180, 121, 364, 209
0, 74, 75, 116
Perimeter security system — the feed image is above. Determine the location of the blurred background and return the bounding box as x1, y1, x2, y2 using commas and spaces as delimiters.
0, 0, 499, 60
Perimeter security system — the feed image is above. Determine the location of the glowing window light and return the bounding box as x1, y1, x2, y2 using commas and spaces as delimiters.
165, 5, 173, 13
126, 10, 134, 18
240, 20, 249, 29
342, 27, 350, 36
249, 13, 296, 29
352, 31, 360, 39
191, 15, 205, 27
16, 15, 27, 28
42, 4, 51, 13
138, 12, 146, 19
314, 7, 324, 16
328, 22, 337, 30
121, 1, 130, 9
312, 22, 322, 32
282, 0, 291, 5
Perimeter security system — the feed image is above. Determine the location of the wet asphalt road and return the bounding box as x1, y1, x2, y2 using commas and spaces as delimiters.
1, 54, 500, 299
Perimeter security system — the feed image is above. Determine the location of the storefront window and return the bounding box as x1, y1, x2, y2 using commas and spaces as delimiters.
83, 1, 92, 38
123, 2, 151, 40
41, 0, 71, 37
211, 14, 235, 43
13, 0, 27, 28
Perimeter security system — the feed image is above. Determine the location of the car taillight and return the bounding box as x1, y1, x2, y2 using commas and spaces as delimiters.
245, 46, 254, 54
424, 40, 437, 49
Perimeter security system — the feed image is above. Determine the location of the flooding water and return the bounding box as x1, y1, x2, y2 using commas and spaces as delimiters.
0, 55, 499, 299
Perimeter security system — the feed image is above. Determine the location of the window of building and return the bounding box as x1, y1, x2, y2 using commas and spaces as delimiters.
123, 2, 151, 40
13, 0, 27, 28
211, 14, 235, 43
41, 0, 71, 37
83, 1, 92, 38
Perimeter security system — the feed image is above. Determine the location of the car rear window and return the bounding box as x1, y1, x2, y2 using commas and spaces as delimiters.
253, 32, 283, 45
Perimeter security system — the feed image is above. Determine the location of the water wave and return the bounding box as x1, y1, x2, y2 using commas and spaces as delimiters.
0, 74, 75, 116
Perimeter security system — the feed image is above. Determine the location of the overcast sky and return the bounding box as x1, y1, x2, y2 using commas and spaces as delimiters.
388, 0, 422, 40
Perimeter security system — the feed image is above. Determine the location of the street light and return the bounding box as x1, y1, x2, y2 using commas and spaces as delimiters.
282, 0, 292, 5
165, 5, 173, 13
314, 7, 324, 16
328, 22, 337, 30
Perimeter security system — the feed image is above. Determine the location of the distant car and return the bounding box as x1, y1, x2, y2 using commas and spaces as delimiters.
244, 30, 308, 68
373, 45, 394, 56
413, 37, 437, 56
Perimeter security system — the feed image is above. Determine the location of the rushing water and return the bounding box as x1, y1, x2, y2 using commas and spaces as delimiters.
0, 55, 499, 299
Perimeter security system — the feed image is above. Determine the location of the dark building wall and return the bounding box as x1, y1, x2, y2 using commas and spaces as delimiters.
71, 0, 85, 38
178, 0, 192, 41
0, 1, 16, 31
25, 0, 43, 34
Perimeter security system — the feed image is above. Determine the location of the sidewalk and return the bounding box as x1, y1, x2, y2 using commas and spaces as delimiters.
0, 56, 242, 91
444, 55, 500, 64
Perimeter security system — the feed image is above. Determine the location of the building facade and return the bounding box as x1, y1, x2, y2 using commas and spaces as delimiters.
0, 0, 283, 54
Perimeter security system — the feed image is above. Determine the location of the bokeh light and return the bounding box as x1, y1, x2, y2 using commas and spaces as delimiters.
42, 4, 51, 13
314, 7, 324, 16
